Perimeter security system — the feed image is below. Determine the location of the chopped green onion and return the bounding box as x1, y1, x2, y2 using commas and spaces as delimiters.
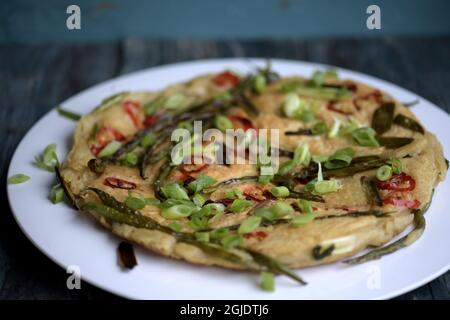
293, 144, 311, 166
164, 93, 186, 109
214, 114, 233, 132
125, 195, 146, 210
189, 212, 209, 231
178, 121, 194, 132
376, 165, 393, 181
192, 193, 206, 207
198, 203, 226, 216
388, 158, 402, 174
254, 74, 267, 93
270, 202, 294, 217
324, 148, 355, 169
214, 91, 233, 102
98, 140, 122, 158
34, 143, 59, 172
188, 174, 217, 193
8, 174, 30, 185
311, 121, 327, 135
168, 222, 183, 232
312, 154, 329, 163
277, 159, 295, 175
352, 127, 380, 147
283, 93, 301, 117
295, 110, 315, 123
161, 204, 195, 219
210, 228, 230, 240
340, 118, 360, 135
143, 96, 165, 115
254, 208, 277, 222
224, 188, 244, 199
124, 152, 138, 166
270, 186, 290, 198
298, 199, 313, 214
260, 272, 275, 292
317, 161, 323, 181
328, 118, 341, 139
291, 212, 315, 227
314, 180, 341, 194
161, 182, 190, 200
140, 133, 156, 148
49, 184, 64, 204
221, 234, 242, 249
57, 106, 82, 121
145, 198, 161, 206
238, 216, 262, 234
195, 232, 210, 242
258, 174, 273, 184
229, 199, 254, 213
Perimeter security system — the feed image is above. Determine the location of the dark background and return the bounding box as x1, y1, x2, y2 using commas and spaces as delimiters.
1, 0, 449, 299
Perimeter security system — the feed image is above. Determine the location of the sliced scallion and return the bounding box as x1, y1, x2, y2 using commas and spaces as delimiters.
238, 216, 262, 234
376, 165, 393, 181
328, 118, 341, 139
214, 114, 233, 132
195, 232, 210, 242
352, 127, 380, 147
260, 272, 275, 292
164, 93, 186, 109
161, 182, 190, 200
229, 199, 254, 213
270, 186, 290, 198
8, 174, 30, 185
49, 184, 64, 204
221, 234, 242, 249
161, 204, 195, 219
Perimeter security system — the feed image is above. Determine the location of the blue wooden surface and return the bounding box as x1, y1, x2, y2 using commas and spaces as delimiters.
1, 0, 450, 43
0, 38, 449, 299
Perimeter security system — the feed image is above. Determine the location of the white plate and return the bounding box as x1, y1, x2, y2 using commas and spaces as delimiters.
7, 58, 450, 300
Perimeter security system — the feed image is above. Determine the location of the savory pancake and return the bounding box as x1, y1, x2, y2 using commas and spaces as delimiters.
59, 65, 447, 285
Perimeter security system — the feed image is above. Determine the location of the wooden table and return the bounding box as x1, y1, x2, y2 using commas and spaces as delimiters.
1, 37, 449, 299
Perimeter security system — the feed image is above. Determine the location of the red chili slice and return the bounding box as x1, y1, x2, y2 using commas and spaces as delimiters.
376, 173, 416, 192
104, 177, 137, 190
228, 115, 257, 132
353, 89, 384, 110
213, 71, 240, 87
123, 100, 143, 129
327, 100, 353, 115
90, 127, 125, 156
243, 185, 266, 201
383, 197, 421, 209
169, 170, 192, 182
181, 163, 209, 173
96, 127, 125, 145
143, 115, 158, 127
244, 231, 268, 241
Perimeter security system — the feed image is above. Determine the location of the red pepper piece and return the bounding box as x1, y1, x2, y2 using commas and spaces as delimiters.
104, 177, 137, 189
327, 100, 353, 115
377, 173, 416, 192
123, 100, 143, 129
243, 185, 266, 201
228, 115, 257, 132
90, 127, 125, 156
213, 71, 240, 87
244, 231, 268, 241
383, 197, 421, 209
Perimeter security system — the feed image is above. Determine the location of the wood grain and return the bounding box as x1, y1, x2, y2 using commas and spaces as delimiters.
1, 38, 449, 299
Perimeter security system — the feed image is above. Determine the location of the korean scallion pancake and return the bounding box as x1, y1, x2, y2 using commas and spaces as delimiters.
59, 68, 446, 278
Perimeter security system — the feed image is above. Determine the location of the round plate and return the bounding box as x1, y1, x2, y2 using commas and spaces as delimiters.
7, 58, 450, 300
